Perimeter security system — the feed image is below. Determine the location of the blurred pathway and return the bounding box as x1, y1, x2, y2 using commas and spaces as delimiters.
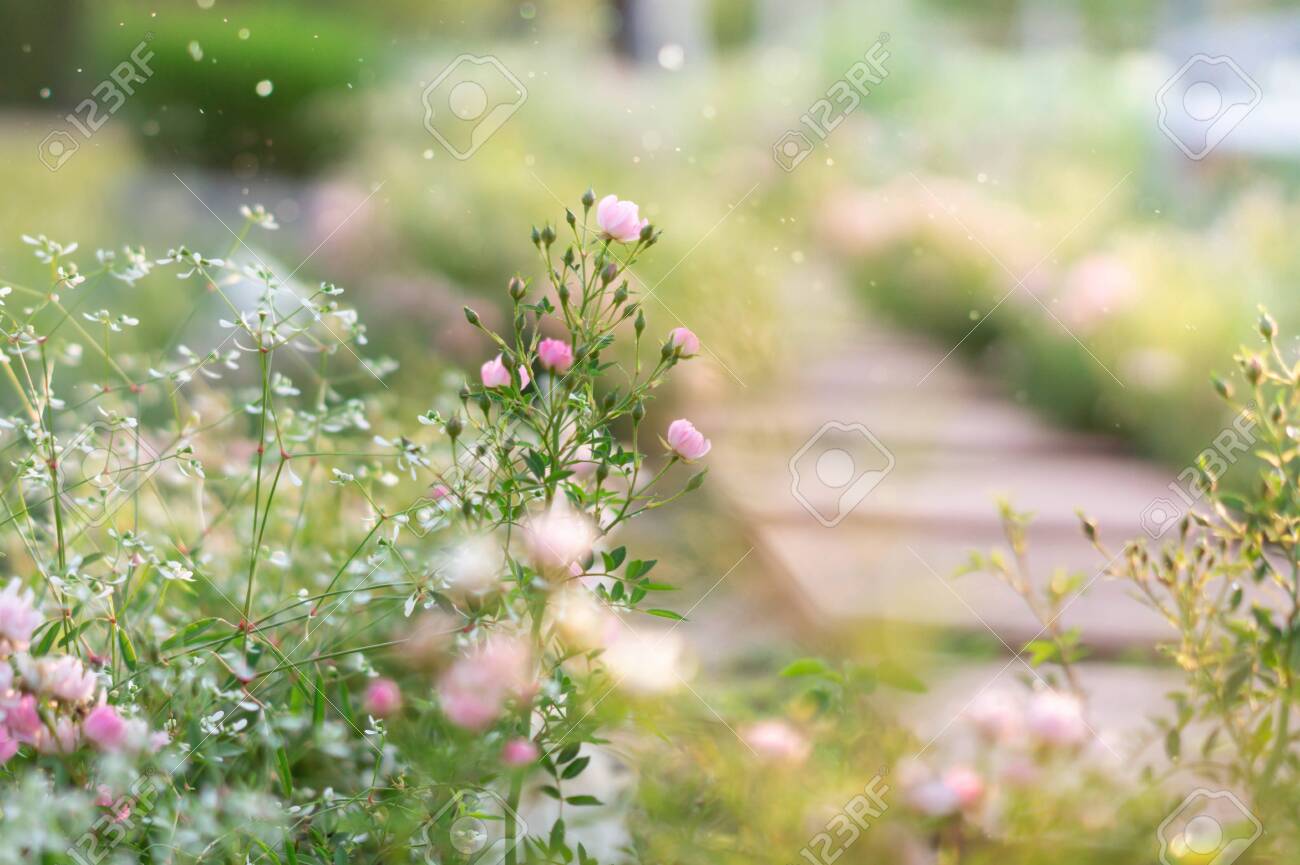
683, 267, 1180, 651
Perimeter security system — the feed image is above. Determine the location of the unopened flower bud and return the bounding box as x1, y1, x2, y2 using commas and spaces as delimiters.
631, 401, 645, 423
661, 341, 675, 360
600, 262, 618, 284
612, 284, 628, 306
1245, 355, 1264, 385
541, 225, 557, 246
601, 391, 619, 412
445, 415, 463, 438
562, 247, 575, 268
1078, 513, 1098, 543
458, 384, 471, 403
463, 306, 480, 326
566, 208, 576, 228
508, 276, 527, 301
1259, 311, 1277, 341
581, 187, 595, 209
1271, 404, 1284, 425
639, 223, 654, 242
1212, 376, 1232, 400
558, 283, 570, 304
531, 226, 542, 246
595, 462, 609, 484
476, 393, 490, 414
634, 308, 645, 335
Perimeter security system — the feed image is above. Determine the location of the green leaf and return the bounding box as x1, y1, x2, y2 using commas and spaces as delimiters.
644, 609, 684, 621
564, 795, 603, 806
781, 658, 829, 678
561, 756, 590, 779
312, 675, 326, 729
549, 818, 566, 853
625, 559, 657, 581
161, 617, 221, 651
117, 628, 138, 671
275, 746, 294, 797
556, 742, 581, 764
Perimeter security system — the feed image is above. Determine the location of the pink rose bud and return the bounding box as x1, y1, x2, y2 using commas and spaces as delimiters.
502, 737, 540, 766
666, 419, 711, 460
537, 338, 575, 373
596, 194, 649, 243
480, 356, 531, 390
668, 327, 700, 357
83, 704, 127, 751
364, 677, 402, 718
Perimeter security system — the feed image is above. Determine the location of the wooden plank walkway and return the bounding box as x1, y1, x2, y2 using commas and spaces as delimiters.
682, 270, 1182, 651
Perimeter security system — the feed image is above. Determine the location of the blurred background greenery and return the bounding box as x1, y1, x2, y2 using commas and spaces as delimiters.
6, 1, 1300, 860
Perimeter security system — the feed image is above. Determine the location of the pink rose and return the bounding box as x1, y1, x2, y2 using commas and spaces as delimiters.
438, 636, 533, 731
0, 579, 40, 656
523, 503, 595, 571
741, 720, 810, 766
502, 737, 540, 766
596, 194, 649, 243
84, 704, 127, 751
480, 355, 530, 390
537, 338, 574, 373
668, 327, 700, 357
666, 419, 710, 460
364, 678, 402, 718
1025, 690, 1087, 748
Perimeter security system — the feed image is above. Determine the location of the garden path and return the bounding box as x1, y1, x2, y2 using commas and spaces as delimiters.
681, 266, 1182, 652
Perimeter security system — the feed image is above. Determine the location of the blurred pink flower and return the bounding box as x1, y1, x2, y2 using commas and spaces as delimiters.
502, 737, 540, 766
537, 338, 574, 373
19, 654, 97, 704
364, 678, 402, 718
0, 727, 16, 764
36, 717, 79, 755
83, 704, 127, 751
905, 778, 960, 818
0, 579, 40, 656
942, 767, 985, 810
666, 419, 711, 460
966, 692, 1020, 743
438, 635, 533, 731
1025, 690, 1088, 748
668, 327, 700, 357
596, 194, 649, 243
1058, 254, 1137, 330
1, 693, 41, 742
741, 720, 811, 766
524, 503, 595, 571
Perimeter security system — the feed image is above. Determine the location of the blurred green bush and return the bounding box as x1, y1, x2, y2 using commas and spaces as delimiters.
97, 5, 382, 175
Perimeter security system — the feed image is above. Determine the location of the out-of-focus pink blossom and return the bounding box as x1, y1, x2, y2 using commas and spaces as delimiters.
596, 194, 649, 243
943, 766, 985, 810
1025, 690, 1088, 748
905, 778, 960, 818
480, 355, 530, 390
548, 586, 617, 652
83, 704, 127, 751
364, 678, 402, 718
0, 580, 40, 657
0, 661, 12, 695
437, 635, 533, 731
1058, 254, 1137, 330
36, 717, 80, 755
741, 720, 811, 766
524, 503, 595, 571
668, 327, 700, 357
502, 737, 540, 766
666, 419, 711, 460
966, 692, 1020, 743
0, 727, 17, 764
537, 338, 574, 373
19, 654, 97, 704
443, 535, 505, 597
1, 693, 41, 742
